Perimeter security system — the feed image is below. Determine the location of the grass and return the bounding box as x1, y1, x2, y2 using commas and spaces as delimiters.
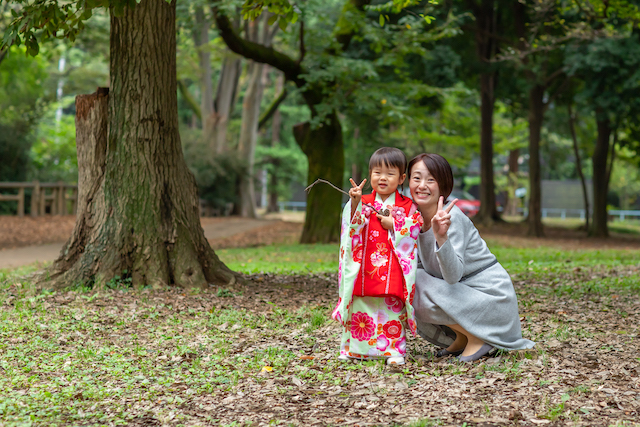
1, 241, 638, 426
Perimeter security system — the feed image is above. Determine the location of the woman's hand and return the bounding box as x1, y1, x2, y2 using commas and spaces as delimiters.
376, 213, 394, 230
349, 178, 366, 219
431, 196, 458, 246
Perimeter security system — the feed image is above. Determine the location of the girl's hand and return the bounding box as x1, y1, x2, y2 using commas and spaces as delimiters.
349, 178, 366, 219
376, 213, 393, 230
348, 178, 366, 205
431, 196, 458, 245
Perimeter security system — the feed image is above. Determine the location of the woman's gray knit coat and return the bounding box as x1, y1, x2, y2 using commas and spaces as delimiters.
413, 205, 536, 351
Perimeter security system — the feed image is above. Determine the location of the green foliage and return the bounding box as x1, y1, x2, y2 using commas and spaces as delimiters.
182, 130, 245, 211
29, 104, 79, 183
0, 45, 46, 203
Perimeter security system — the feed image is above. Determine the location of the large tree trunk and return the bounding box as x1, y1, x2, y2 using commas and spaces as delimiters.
294, 112, 344, 243
527, 84, 544, 237
43, 0, 237, 290
591, 117, 611, 237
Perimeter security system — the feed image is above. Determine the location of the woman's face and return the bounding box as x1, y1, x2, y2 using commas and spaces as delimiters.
409, 160, 441, 209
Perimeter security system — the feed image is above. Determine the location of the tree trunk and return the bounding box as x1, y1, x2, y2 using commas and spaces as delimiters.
477, 71, 499, 224
238, 15, 275, 218
43, 0, 237, 290
294, 112, 344, 243
212, 56, 241, 153
193, 6, 214, 148
527, 84, 544, 237
568, 103, 590, 232
591, 117, 611, 237
238, 61, 266, 218
505, 149, 519, 216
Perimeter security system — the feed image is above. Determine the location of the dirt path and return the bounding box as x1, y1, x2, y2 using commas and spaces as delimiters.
0, 216, 296, 269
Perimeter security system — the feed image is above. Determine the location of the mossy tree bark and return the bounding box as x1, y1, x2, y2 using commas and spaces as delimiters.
43, 0, 237, 290
294, 113, 344, 243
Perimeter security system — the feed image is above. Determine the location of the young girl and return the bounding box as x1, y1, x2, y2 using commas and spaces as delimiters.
332, 147, 423, 365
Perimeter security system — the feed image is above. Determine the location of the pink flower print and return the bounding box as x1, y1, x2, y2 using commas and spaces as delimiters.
410, 223, 421, 239
362, 205, 372, 218
399, 257, 412, 275
382, 320, 402, 339
332, 300, 342, 323
370, 251, 388, 268
350, 312, 375, 341
352, 234, 361, 248
376, 335, 390, 351
373, 201, 383, 211
395, 336, 407, 355
407, 319, 416, 335
376, 310, 389, 325
396, 237, 414, 257
380, 275, 387, 281
385, 296, 404, 313
392, 206, 406, 221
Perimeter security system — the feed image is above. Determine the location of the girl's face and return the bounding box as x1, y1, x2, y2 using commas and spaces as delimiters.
370, 163, 405, 199
409, 160, 441, 208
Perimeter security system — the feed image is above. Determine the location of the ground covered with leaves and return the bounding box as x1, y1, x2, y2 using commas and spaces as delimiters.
1, 244, 639, 427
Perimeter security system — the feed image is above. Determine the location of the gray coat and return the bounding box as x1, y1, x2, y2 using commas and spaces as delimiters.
414, 206, 535, 351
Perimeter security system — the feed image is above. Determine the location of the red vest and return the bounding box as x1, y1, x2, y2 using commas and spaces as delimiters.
353, 191, 412, 299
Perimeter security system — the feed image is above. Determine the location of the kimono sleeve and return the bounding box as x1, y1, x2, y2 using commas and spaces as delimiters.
389, 203, 423, 335
332, 199, 365, 326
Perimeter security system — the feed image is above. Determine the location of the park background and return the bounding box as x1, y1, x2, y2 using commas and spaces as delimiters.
1, 0, 640, 426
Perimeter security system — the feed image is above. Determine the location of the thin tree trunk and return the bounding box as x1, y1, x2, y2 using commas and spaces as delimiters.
527, 84, 545, 237
42, 0, 237, 290
193, 6, 214, 148
238, 61, 265, 218
505, 149, 519, 216
591, 117, 611, 237
238, 15, 275, 218
212, 56, 241, 153
294, 112, 344, 243
568, 103, 590, 231
477, 71, 499, 224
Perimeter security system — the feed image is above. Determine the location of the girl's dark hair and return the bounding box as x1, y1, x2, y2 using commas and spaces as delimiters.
369, 147, 407, 175
408, 153, 454, 200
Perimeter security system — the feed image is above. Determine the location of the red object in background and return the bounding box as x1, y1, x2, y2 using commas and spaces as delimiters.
450, 190, 480, 217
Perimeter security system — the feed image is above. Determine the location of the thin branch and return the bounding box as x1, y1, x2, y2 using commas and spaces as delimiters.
297, 20, 305, 65
543, 76, 570, 113
258, 88, 288, 130
177, 79, 202, 121
0, 49, 7, 67
543, 67, 565, 88
305, 179, 384, 215
212, 5, 305, 86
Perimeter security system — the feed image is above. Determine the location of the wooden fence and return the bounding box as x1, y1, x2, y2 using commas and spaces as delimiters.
0, 182, 78, 217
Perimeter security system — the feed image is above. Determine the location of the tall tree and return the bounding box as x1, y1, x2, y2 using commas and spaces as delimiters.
213, 1, 373, 243
4, 0, 238, 289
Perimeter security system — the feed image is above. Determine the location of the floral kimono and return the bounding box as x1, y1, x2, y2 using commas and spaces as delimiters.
332, 190, 423, 359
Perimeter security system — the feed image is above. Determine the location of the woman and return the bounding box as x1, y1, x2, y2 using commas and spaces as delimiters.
408, 153, 535, 361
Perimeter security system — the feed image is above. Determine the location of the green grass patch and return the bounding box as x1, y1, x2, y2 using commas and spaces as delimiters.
217, 243, 338, 274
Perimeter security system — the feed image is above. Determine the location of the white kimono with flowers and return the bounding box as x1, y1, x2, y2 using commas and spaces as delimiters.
332, 192, 423, 358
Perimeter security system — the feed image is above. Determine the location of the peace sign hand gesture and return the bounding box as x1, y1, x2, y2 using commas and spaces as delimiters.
431, 196, 458, 245
349, 178, 366, 219
348, 178, 366, 205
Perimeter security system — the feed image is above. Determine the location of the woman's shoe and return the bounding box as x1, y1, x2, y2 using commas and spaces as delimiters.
458, 343, 495, 362
386, 356, 405, 365
435, 348, 464, 358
